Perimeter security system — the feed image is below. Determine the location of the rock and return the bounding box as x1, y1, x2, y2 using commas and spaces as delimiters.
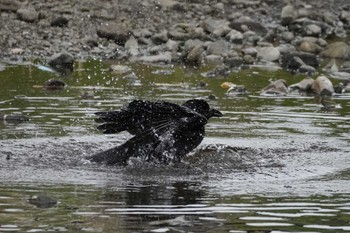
224, 56, 243, 68
212, 25, 231, 38
311, 75, 334, 96
303, 24, 322, 37
125, 36, 139, 56
261, 79, 288, 96
201, 18, 229, 34
17, 7, 39, 23
28, 195, 57, 208
165, 39, 178, 52
43, 79, 66, 90
226, 29, 243, 44
281, 51, 319, 70
298, 41, 322, 54
50, 16, 69, 27
152, 30, 168, 45
205, 55, 224, 66
340, 10, 350, 25
281, 5, 295, 26
243, 31, 260, 45
320, 42, 350, 59
183, 39, 204, 55
242, 47, 257, 56
97, 22, 131, 45
257, 46, 280, 62
201, 65, 231, 78
48, 52, 74, 74
109, 64, 131, 74
282, 31, 294, 42
186, 45, 204, 64
0, 0, 21, 12
206, 40, 229, 56
243, 54, 255, 64
136, 52, 172, 64
0, 113, 29, 122
229, 16, 267, 35
289, 77, 315, 92
298, 64, 316, 74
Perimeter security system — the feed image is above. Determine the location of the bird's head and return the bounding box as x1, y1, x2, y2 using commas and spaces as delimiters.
183, 99, 223, 119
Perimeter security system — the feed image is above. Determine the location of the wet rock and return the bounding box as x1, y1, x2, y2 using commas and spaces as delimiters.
43, 79, 66, 90
201, 18, 229, 35
229, 16, 267, 35
226, 29, 243, 44
17, 7, 39, 23
149, 215, 191, 227
0, 113, 29, 122
206, 40, 229, 56
109, 64, 131, 74
298, 64, 316, 74
340, 9, 350, 25
48, 52, 74, 74
289, 77, 315, 93
281, 4, 296, 26
257, 46, 280, 62
320, 42, 350, 59
50, 16, 69, 27
334, 80, 350, 93
303, 24, 322, 37
243, 30, 260, 45
201, 65, 230, 78
242, 47, 257, 56
164, 39, 178, 52
97, 21, 131, 45
261, 79, 288, 96
28, 195, 57, 208
311, 75, 334, 96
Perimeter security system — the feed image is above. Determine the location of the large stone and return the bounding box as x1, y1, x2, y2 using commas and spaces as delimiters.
186, 45, 204, 64
206, 40, 229, 56
298, 41, 322, 54
48, 52, 74, 74
257, 46, 280, 62
281, 51, 319, 70
97, 22, 131, 45
320, 42, 350, 60
17, 7, 39, 23
303, 24, 322, 37
281, 5, 295, 26
201, 18, 229, 34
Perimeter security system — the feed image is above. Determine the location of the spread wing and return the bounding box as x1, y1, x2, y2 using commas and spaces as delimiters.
95, 100, 200, 135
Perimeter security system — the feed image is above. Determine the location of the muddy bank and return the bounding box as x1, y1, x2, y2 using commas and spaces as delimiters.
0, 134, 349, 196
1, 0, 350, 76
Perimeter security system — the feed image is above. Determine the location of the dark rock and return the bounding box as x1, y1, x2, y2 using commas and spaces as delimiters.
17, 7, 39, 23
152, 30, 169, 45
0, 113, 29, 122
50, 16, 69, 27
28, 195, 57, 208
226, 29, 243, 43
224, 56, 243, 68
229, 17, 267, 35
186, 45, 204, 64
97, 22, 131, 45
281, 51, 319, 71
243, 54, 255, 64
43, 79, 66, 90
48, 52, 74, 74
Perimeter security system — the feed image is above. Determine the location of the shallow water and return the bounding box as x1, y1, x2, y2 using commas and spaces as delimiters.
0, 60, 350, 232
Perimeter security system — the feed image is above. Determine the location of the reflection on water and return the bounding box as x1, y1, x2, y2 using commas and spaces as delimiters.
0, 60, 350, 232
0, 183, 349, 232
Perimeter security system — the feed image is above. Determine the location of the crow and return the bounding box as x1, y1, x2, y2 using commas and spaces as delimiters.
88, 99, 223, 165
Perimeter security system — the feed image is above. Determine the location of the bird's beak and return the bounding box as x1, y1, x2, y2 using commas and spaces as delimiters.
209, 108, 223, 118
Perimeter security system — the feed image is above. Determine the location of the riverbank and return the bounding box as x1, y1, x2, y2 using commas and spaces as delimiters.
1, 0, 350, 76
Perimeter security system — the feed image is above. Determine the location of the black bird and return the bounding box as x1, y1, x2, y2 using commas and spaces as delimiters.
88, 99, 223, 165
